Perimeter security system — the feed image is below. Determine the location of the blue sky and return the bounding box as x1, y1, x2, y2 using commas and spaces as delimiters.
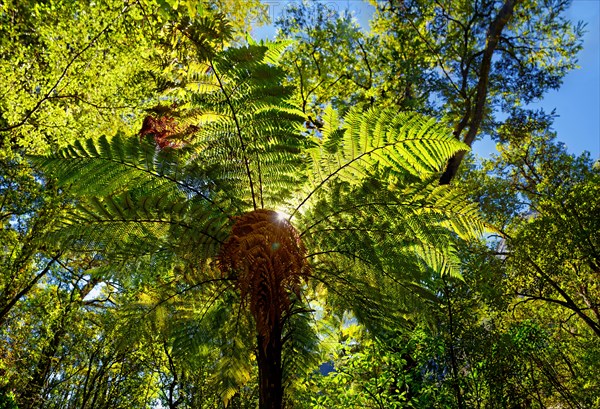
254, 0, 600, 159
533, 0, 599, 158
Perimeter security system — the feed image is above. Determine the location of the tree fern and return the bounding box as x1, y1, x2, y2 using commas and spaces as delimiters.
30, 35, 487, 408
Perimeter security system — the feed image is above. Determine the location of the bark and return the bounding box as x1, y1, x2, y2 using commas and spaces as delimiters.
440, 0, 519, 184
257, 322, 284, 409
19, 325, 67, 408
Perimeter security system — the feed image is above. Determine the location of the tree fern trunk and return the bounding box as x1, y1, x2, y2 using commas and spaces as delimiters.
219, 209, 308, 409
257, 321, 284, 409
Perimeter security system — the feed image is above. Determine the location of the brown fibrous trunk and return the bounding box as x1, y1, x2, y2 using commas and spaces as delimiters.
218, 209, 308, 409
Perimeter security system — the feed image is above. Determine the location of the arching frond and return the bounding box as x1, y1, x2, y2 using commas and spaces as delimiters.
293, 106, 467, 217
30, 136, 230, 258
150, 42, 311, 213
282, 302, 320, 388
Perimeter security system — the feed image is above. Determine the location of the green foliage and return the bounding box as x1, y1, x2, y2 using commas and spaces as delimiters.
0, 388, 18, 409
276, 2, 378, 118
454, 125, 600, 407
293, 323, 454, 408
5, 1, 595, 408
0, 0, 158, 152
276, 0, 584, 182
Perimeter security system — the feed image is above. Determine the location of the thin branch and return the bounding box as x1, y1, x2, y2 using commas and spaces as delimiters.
294, 60, 307, 114
404, 16, 460, 94
524, 255, 600, 337
0, 4, 133, 133
0, 253, 61, 326
354, 39, 373, 90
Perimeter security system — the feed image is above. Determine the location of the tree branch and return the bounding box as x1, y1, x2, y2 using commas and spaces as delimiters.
440, 0, 519, 184
0, 4, 133, 133
0, 253, 61, 327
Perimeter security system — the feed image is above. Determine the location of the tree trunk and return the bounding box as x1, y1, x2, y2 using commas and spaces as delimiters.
440, 0, 518, 184
17, 277, 98, 409
443, 281, 465, 409
256, 321, 284, 409
19, 321, 66, 409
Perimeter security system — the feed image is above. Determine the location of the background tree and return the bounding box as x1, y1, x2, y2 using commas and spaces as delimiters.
451, 119, 600, 407
277, 0, 583, 183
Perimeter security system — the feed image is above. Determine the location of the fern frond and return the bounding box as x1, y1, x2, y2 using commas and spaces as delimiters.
296, 173, 483, 283
416, 182, 489, 240
171, 43, 309, 211
30, 134, 233, 257
294, 107, 467, 217
282, 303, 319, 388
